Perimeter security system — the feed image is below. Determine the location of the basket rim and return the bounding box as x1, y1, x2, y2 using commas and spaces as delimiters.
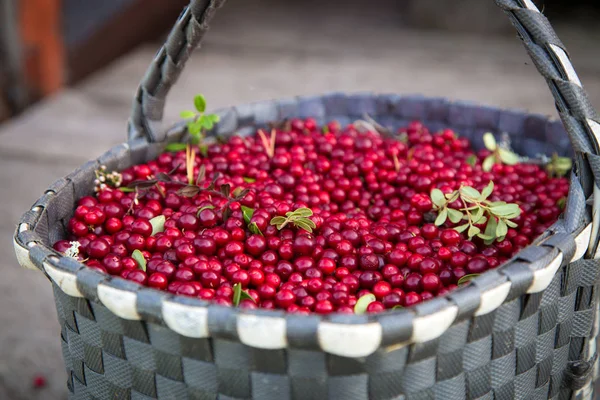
14, 92, 593, 358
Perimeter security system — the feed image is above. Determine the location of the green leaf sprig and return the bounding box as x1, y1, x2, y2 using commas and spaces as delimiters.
270, 207, 316, 233
545, 153, 572, 178
232, 283, 256, 307
180, 94, 220, 145
481, 133, 520, 171
430, 181, 521, 244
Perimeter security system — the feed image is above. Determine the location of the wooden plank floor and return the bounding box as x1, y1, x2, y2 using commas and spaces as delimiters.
2, 2, 600, 398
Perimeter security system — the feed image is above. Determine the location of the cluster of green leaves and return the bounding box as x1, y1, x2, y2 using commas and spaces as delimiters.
545, 153, 572, 178
180, 94, 220, 144
481, 133, 520, 171
430, 181, 521, 244
270, 208, 316, 233
232, 283, 255, 307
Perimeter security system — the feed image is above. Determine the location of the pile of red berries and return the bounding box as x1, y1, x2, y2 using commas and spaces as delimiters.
53, 119, 569, 314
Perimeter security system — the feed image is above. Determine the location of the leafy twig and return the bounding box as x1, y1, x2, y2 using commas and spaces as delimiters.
270, 207, 316, 233
545, 153, 572, 178
180, 94, 220, 145
430, 181, 521, 244
481, 133, 520, 171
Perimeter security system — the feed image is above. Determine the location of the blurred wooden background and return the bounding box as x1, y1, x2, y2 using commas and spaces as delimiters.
0, 0, 599, 124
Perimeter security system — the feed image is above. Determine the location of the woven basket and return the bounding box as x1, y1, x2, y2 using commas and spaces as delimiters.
13, 1, 600, 399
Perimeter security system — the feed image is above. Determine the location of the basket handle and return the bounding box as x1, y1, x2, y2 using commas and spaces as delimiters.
127, 0, 600, 254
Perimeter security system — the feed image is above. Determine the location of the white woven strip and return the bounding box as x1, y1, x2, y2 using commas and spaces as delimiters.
318, 322, 382, 357
43, 261, 84, 298
574, 224, 592, 262
475, 282, 511, 316
520, 0, 539, 12
548, 44, 582, 88
13, 237, 37, 271
590, 184, 600, 258
528, 253, 564, 293
237, 314, 287, 349
411, 305, 458, 343
97, 284, 141, 320
586, 119, 600, 157
162, 301, 209, 338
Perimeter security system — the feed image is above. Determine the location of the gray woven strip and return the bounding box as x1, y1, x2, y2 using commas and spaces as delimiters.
128, 0, 226, 142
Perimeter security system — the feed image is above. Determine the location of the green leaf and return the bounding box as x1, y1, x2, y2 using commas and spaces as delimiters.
194, 95, 207, 113
243, 177, 256, 183
232, 283, 242, 306
180, 110, 196, 119
484, 216, 498, 238
467, 225, 481, 238
465, 155, 477, 166
196, 205, 215, 217
132, 250, 146, 272
447, 208, 464, 224
475, 216, 488, 225
435, 208, 448, 226
476, 233, 494, 241
150, 215, 166, 236
241, 206, 254, 225
483, 133, 497, 151
119, 187, 135, 193
498, 148, 519, 165
430, 189, 446, 208
557, 197, 567, 210
165, 142, 189, 152
249, 222, 263, 236
392, 305, 403, 310
489, 204, 521, 217
322, 125, 329, 134
293, 218, 316, 233
291, 207, 313, 218
444, 191, 459, 202
482, 155, 496, 172
454, 223, 469, 233
354, 294, 376, 314
459, 186, 481, 200
496, 219, 508, 238
471, 207, 484, 223
270, 216, 287, 229
207, 114, 220, 123
200, 117, 215, 130
505, 220, 518, 228
481, 181, 494, 200
188, 122, 202, 135
240, 290, 255, 303
457, 274, 480, 286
